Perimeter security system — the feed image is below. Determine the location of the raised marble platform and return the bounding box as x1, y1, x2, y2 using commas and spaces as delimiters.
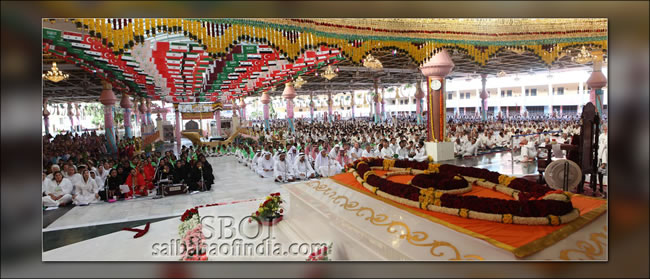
42, 179, 607, 261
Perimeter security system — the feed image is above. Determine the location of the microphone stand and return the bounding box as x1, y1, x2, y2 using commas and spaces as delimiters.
152, 156, 164, 199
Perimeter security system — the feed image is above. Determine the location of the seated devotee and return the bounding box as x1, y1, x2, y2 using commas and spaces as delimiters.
397, 140, 409, 159
72, 169, 100, 206
518, 138, 538, 162
379, 141, 395, 159
105, 169, 126, 200
462, 137, 480, 157
348, 142, 362, 161
293, 152, 316, 180
46, 164, 61, 180
125, 167, 149, 197
42, 171, 73, 208
256, 152, 275, 178
362, 143, 378, 158
273, 152, 295, 183
172, 160, 187, 184
411, 141, 428, 162
187, 161, 213, 191
315, 149, 342, 177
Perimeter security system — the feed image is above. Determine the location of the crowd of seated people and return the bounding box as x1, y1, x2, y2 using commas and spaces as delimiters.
42, 132, 215, 209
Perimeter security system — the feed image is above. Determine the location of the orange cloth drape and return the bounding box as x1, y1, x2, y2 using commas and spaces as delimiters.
331, 171, 606, 252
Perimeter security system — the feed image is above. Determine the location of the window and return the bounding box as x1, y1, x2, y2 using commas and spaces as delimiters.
460, 93, 464, 99
448, 93, 453, 100
507, 90, 512, 97
530, 88, 537, 96
525, 89, 529, 96
465, 92, 470, 99
556, 87, 564, 95
501, 90, 505, 97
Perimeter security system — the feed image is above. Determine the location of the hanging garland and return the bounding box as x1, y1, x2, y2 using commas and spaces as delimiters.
55, 18, 607, 67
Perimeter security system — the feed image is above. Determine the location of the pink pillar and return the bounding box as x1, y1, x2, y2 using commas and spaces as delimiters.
174, 103, 181, 152
282, 83, 297, 133
586, 61, 607, 116
67, 102, 75, 132
145, 99, 153, 125
138, 99, 147, 126
99, 81, 118, 153
75, 104, 82, 131
239, 98, 247, 122
120, 92, 133, 139
415, 83, 425, 124
214, 110, 222, 136
261, 92, 271, 130
327, 93, 333, 123
43, 98, 51, 135
480, 74, 488, 121
161, 100, 168, 120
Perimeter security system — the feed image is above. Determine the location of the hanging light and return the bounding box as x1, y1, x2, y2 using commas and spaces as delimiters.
497, 71, 507, 78
321, 65, 337, 80
363, 54, 383, 70
571, 46, 594, 64
43, 62, 70, 83
293, 76, 306, 89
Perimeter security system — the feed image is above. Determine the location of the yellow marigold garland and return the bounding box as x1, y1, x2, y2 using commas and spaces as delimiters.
459, 208, 469, 218
548, 215, 560, 226
502, 214, 513, 224
499, 174, 517, 186
382, 159, 396, 170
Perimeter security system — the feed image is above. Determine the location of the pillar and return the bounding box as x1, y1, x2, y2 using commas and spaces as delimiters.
455, 89, 460, 116
282, 83, 297, 133
75, 104, 82, 131
261, 91, 271, 131
120, 92, 133, 139
174, 103, 181, 152
161, 100, 168, 121
43, 98, 50, 135
373, 79, 381, 123
520, 85, 526, 115
414, 82, 425, 124
67, 102, 75, 132
138, 98, 146, 126
99, 81, 118, 153
309, 93, 315, 122
480, 74, 488, 121
145, 98, 153, 125
495, 86, 501, 116
548, 82, 554, 116
327, 92, 333, 123
133, 99, 140, 133
380, 88, 386, 122
586, 59, 607, 116
214, 110, 222, 137
351, 93, 356, 119
420, 49, 454, 142
578, 81, 584, 114
239, 97, 247, 122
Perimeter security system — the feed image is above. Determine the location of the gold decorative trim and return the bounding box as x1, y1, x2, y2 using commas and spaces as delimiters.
304, 180, 483, 261
328, 176, 607, 258
559, 225, 607, 260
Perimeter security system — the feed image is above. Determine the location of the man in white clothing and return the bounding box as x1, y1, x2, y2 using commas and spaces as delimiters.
256, 152, 275, 178
293, 153, 316, 180
361, 144, 378, 158
273, 152, 294, 182
518, 138, 537, 162
397, 140, 409, 159
462, 138, 480, 157
315, 149, 342, 177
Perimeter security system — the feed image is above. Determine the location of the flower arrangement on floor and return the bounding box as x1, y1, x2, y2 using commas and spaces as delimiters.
307, 243, 333, 261
345, 158, 579, 226
178, 207, 207, 261
250, 192, 284, 225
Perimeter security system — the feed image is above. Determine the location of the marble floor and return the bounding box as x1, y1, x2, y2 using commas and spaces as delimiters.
43, 150, 597, 231
43, 156, 288, 231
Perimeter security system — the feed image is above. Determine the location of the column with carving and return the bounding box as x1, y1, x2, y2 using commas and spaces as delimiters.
99, 81, 118, 153
282, 83, 297, 133
120, 92, 133, 139
480, 74, 488, 121
261, 91, 271, 131
43, 98, 51, 135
